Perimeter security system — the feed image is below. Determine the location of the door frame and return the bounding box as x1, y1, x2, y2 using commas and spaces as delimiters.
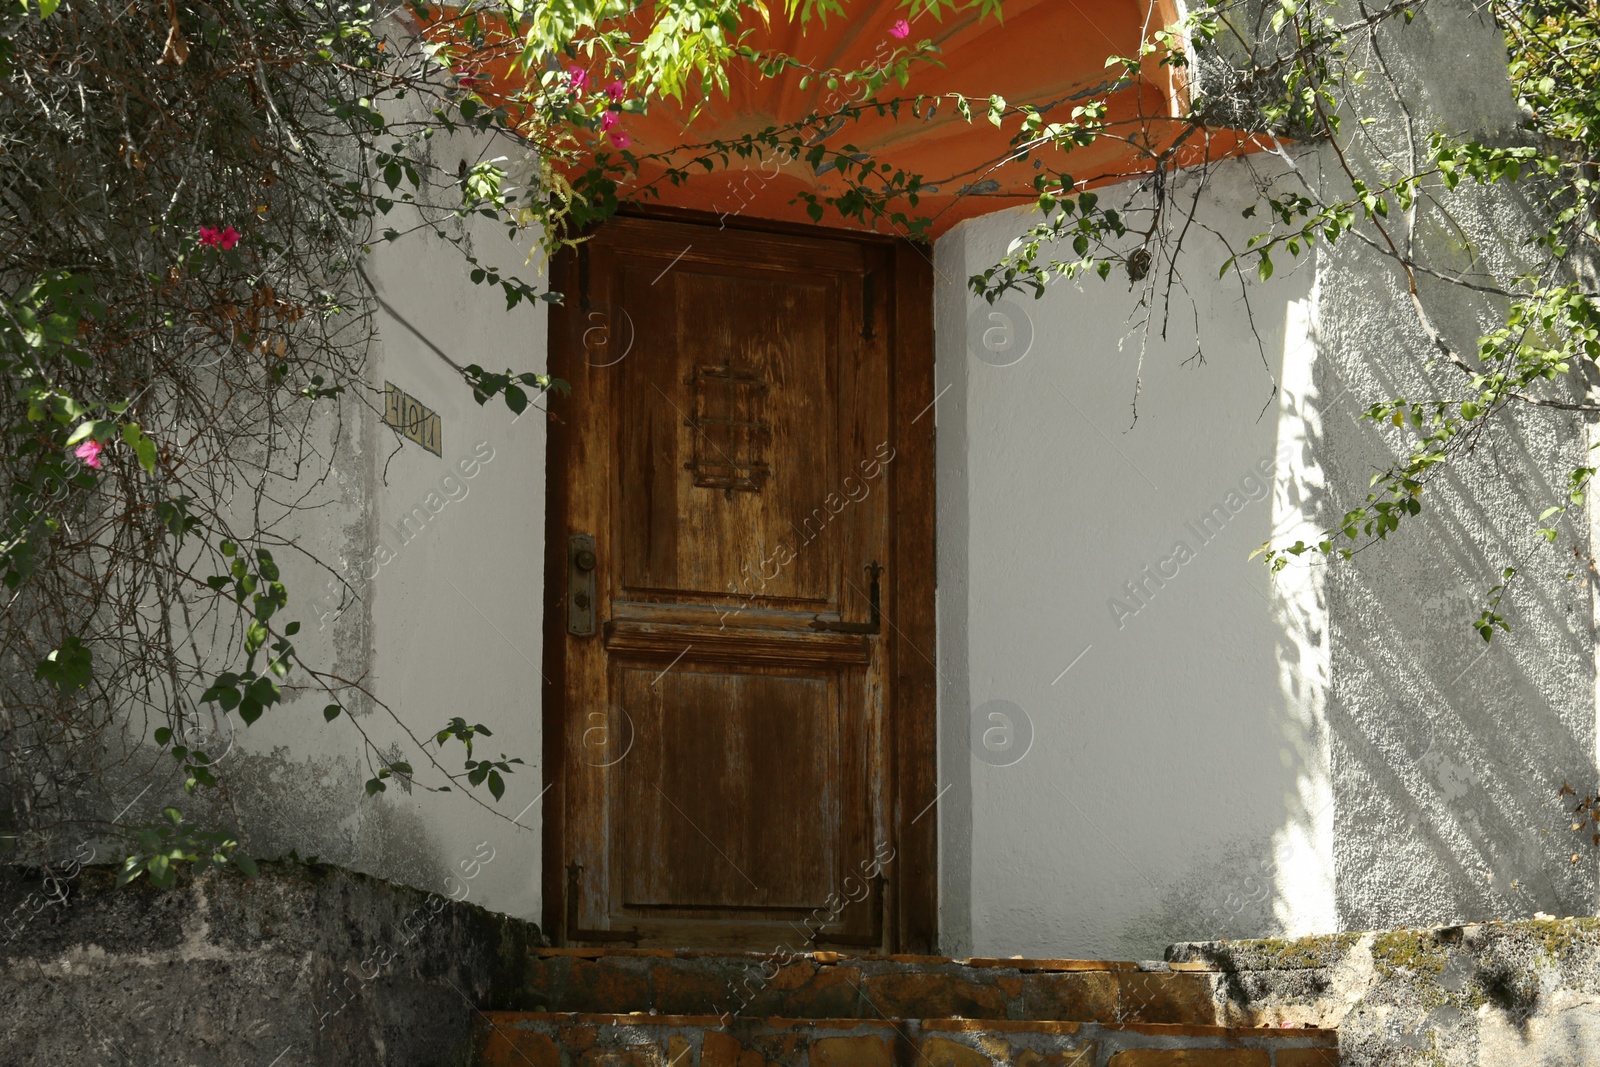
540, 206, 938, 952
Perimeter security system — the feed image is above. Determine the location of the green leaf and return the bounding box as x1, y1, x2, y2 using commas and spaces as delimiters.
120, 423, 157, 474
35, 636, 92, 692
324, 704, 342, 721
245, 620, 268, 655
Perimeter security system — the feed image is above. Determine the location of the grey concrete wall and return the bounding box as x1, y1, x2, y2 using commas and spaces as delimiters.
1169, 919, 1600, 1065
0, 860, 543, 1065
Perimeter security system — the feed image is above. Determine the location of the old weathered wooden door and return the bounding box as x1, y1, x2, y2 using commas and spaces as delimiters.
543, 213, 935, 951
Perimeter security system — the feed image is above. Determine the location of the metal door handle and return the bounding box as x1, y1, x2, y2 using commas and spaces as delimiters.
811, 561, 883, 634
568, 534, 597, 636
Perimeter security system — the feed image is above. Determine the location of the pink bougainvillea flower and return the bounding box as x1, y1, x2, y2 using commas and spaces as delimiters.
568, 66, 588, 92
199, 225, 241, 251
74, 439, 104, 470
889, 18, 911, 38
600, 111, 619, 131
606, 80, 626, 102
458, 74, 482, 90
609, 130, 632, 148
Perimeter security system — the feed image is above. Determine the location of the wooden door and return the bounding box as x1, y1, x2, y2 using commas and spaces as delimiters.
543, 213, 936, 951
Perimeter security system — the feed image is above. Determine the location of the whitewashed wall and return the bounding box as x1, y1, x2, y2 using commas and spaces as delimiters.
200, 127, 551, 924
360, 209, 548, 920
933, 161, 1335, 960
933, 2, 1597, 960
190, 3, 1598, 956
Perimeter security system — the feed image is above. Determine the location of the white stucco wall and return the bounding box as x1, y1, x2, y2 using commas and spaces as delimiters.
358, 212, 548, 920
181, 3, 1597, 958
933, 1, 1597, 960
934, 160, 1336, 960
197, 128, 551, 924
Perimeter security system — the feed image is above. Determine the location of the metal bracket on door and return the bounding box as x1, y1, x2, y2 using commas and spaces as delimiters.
811, 561, 883, 634
564, 864, 642, 945
568, 534, 597, 636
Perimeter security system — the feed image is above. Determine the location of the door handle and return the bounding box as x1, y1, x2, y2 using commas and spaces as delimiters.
568, 534, 597, 636
812, 561, 883, 634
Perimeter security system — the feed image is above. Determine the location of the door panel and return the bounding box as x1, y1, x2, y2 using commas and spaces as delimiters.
616, 264, 841, 603
544, 213, 932, 951
619, 666, 839, 909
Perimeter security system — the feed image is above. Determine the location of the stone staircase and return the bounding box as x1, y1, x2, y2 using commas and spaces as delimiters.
473, 950, 1338, 1067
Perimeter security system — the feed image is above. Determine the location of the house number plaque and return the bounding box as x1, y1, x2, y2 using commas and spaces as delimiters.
383, 381, 442, 455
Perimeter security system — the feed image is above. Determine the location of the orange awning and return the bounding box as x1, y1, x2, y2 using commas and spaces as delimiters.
425, 1, 1266, 239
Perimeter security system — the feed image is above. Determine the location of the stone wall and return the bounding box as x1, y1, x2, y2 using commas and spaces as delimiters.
1169, 919, 1600, 1065
0, 859, 543, 1066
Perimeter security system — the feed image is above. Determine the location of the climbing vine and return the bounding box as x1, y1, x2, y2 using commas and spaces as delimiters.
1, 0, 1595, 881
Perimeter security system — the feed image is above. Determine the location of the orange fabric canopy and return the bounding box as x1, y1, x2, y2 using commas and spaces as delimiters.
428, 1, 1265, 239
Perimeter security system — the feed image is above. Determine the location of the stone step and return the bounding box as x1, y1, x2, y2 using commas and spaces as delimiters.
473, 1011, 1338, 1067
517, 949, 1240, 1027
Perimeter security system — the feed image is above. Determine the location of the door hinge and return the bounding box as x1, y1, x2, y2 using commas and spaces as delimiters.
861, 270, 877, 340
577, 243, 592, 313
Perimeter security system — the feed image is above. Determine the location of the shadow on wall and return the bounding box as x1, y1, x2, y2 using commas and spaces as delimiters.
1302, 0, 1599, 929
1060, 0, 1600, 958
1316, 195, 1599, 929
